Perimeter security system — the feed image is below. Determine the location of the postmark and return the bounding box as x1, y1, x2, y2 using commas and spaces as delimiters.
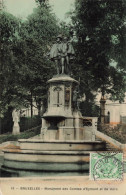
90, 152, 123, 180
97, 151, 119, 157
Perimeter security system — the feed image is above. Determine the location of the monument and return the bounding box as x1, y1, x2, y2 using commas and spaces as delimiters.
12, 109, 20, 135
50, 35, 75, 75
41, 35, 86, 140
1, 35, 106, 177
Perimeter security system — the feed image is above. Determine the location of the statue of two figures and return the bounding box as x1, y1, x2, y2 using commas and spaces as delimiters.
49, 35, 75, 75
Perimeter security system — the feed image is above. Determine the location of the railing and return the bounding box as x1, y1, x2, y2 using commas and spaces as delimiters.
83, 117, 98, 128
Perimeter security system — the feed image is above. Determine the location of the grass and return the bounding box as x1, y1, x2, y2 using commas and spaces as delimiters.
0, 125, 41, 144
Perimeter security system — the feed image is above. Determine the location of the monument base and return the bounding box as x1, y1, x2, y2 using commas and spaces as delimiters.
1, 75, 106, 177
12, 124, 20, 135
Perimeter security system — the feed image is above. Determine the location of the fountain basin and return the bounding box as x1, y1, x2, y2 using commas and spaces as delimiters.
43, 115, 66, 130
18, 139, 106, 151
1, 140, 106, 175
2, 149, 90, 173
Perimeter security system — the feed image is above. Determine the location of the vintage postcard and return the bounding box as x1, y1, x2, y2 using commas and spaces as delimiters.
0, 0, 126, 194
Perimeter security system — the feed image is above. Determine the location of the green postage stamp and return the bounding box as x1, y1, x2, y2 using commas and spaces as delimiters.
90, 152, 123, 180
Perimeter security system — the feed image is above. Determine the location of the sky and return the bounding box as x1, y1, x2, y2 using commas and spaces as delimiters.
4, 0, 75, 21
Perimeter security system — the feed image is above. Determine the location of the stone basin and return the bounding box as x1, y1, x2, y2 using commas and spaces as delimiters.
18, 139, 106, 151
1, 139, 106, 174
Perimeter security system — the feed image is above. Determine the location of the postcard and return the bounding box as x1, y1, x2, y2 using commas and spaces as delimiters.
0, 0, 126, 194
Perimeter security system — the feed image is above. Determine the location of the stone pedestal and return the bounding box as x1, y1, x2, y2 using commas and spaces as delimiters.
41, 74, 90, 141
12, 122, 20, 135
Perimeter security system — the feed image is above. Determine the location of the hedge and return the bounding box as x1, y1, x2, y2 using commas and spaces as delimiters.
1, 115, 41, 134
0, 125, 41, 144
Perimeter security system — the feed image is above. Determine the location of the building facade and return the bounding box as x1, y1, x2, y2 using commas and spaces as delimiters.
96, 93, 126, 125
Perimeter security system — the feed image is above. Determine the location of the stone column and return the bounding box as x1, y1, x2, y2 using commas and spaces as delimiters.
100, 96, 106, 124
58, 128, 65, 140
74, 111, 84, 140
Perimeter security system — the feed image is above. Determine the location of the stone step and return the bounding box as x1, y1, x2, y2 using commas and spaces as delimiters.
95, 136, 122, 151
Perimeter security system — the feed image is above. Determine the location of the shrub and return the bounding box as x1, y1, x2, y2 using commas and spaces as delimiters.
0, 125, 41, 144
98, 124, 126, 144
1, 115, 41, 134
19, 115, 41, 132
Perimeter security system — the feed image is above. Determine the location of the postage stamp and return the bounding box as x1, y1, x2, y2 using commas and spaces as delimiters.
90, 152, 123, 180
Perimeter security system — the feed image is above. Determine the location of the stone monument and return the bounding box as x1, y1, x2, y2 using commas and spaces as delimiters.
1, 35, 106, 177
12, 109, 20, 135
41, 35, 86, 141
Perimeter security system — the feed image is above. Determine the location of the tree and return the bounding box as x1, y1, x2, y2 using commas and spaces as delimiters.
70, 0, 126, 108
35, 0, 48, 6
18, 3, 60, 116
0, 11, 23, 133
0, 0, 61, 122
0, 11, 22, 116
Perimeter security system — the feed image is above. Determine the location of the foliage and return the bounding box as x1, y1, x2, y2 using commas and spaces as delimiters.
1, 114, 41, 134
98, 124, 126, 144
23, 5, 59, 42
0, 3, 60, 118
71, 0, 126, 103
80, 101, 100, 117
17, 5, 60, 114
20, 115, 41, 132
35, 0, 49, 6
0, 11, 21, 117
1, 0, 126, 122
0, 108, 13, 134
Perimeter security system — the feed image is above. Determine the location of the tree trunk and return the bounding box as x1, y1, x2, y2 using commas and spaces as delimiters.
38, 104, 41, 116
31, 91, 33, 118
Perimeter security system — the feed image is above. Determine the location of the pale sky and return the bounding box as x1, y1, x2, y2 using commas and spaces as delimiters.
4, 0, 75, 21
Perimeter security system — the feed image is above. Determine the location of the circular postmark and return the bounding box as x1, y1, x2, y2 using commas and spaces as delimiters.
96, 151, 119, 157
93, 156, 123, 180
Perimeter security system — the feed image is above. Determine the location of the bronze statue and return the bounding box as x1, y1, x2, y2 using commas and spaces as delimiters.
49, 35, 75, 75
60, 37, 69, 74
